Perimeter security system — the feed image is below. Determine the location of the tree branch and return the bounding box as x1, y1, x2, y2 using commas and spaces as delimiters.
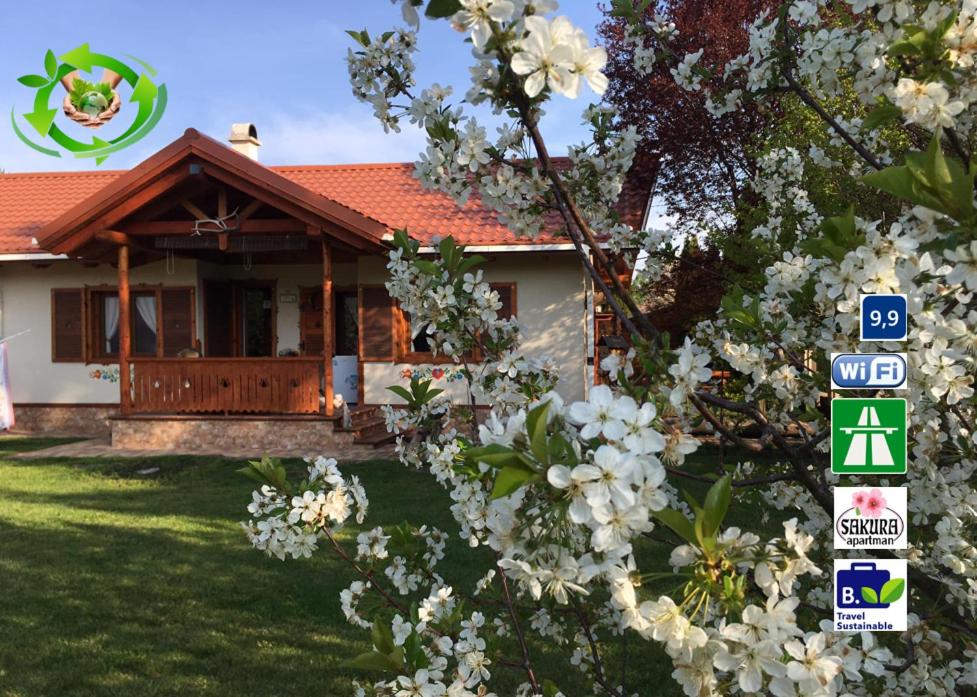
570, 597, 625, 697
496, 561, 542, 693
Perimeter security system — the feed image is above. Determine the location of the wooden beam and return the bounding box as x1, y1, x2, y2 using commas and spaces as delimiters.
118, 246, 132, 416
94, 230, 134, 246
200, 164, 379, 253
54, 168, 191, 253
218, 187, 228, 218
124, 219, 306, 235
180, 199, 209, 220
238, 199, 263, 221
322, 239, 334, 418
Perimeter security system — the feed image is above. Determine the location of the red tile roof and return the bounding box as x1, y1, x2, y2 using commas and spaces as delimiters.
0, 146, 649, 255
0, 170, 124, 253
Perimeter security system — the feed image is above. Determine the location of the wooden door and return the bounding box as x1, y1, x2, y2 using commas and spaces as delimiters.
205, 281, 234, 357
299, 287, 324, 356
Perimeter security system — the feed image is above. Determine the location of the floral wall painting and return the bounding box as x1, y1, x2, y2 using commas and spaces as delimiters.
88, 366, 120, 383
399, 366, 466, 383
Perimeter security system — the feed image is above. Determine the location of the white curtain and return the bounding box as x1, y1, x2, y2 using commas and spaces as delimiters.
103, 295, 119, 353
135, 295, 157, 338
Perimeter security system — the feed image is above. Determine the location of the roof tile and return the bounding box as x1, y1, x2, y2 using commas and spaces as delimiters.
0, 156, 648, 254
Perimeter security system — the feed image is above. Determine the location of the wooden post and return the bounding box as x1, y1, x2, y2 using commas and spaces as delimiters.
322, 239, 334, 417
118, 244, 132, 415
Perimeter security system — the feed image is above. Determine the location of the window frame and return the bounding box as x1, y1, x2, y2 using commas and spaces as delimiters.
396, 282, 517, 364
397, 309, 455, 365
88, 286, 162, 362
51, 284, 196, 364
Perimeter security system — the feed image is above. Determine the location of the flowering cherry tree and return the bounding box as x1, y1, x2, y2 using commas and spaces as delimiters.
241, 0, 977, 694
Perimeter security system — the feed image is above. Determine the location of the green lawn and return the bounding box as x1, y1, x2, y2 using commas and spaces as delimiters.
0, 436, 774, 697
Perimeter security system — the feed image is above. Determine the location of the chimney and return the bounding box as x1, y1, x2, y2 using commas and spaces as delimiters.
229, 123, 261, 161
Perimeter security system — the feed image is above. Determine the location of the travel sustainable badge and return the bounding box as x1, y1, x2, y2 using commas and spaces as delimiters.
860, 294, 908, 341
834, 559, 908, 631
831, 398, 907, 475
830, 353, 907, 390
834, 486, 908, 550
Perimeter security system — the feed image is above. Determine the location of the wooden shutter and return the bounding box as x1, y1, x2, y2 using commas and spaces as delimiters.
359, 286, 395, 361
52, 289, 85, 361
491, 283, 517, 319
161, 288, 195, 357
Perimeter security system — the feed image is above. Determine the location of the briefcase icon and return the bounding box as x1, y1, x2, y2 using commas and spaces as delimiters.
837, 562, 891, 608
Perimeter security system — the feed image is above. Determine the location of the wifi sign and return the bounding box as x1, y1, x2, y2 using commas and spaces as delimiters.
831, 353, 908, 390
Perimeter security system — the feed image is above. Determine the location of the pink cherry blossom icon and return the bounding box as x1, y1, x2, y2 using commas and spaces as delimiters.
863, 488, 887, 518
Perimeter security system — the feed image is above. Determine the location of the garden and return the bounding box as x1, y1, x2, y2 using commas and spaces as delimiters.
4, 0, 977, 694
0, 435, 772, 696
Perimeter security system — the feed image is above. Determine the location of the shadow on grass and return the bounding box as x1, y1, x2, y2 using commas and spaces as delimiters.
0, 434, 83, 455
0, 449, 711, 696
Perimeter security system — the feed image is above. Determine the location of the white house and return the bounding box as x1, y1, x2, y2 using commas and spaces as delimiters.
0, 125, 648, 450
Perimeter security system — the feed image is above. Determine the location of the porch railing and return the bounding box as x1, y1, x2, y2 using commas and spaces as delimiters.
129, 358, 323, 415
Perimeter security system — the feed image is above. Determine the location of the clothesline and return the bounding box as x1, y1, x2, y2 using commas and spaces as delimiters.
0, 329, 30, 344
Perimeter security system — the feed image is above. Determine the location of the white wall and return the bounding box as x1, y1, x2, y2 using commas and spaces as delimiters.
357, 252, 590, 404
0, 258, 198, 404
0, 252, 590, 406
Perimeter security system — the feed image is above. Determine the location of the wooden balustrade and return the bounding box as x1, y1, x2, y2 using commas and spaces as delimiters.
129, 358, 323, 415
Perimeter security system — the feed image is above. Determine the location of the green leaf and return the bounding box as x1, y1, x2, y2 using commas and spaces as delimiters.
542, 679, 563, 697
525, 401, 550, 464
862, 165, 945, 212
372, 619, 395, 655
414, 259, 441, 275
387, 385, 413, 403
651, 508, 697, 545
491, 465, 537, 499
701, 474, 732, 538
17, 74, 49, 88
439, 236, 460, 269
801, 206, 864, 263
861, 104, 902, 131
343, 649, 403, 673
238, 456, 289, 491
880, 578, 905, 604
719, 286, 759, 329
861, 586, 879, 604
887, 39, 921, 57
457, 255, 486, 276
922, 132, 952, 188
44, 50, 58, 79
345, 29, 371, 47
425, 0, 462, 18
467, 443, 531, 470
693, 512, 716, 553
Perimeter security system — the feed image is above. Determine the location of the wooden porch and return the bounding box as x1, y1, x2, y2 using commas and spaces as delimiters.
129, 357, 324, 415
33, 129, 391, 419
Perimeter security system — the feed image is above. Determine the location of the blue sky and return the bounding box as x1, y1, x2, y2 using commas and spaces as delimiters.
0, 0, 608, 173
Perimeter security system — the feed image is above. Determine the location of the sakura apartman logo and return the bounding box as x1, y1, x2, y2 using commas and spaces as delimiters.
834, 486, 908, 550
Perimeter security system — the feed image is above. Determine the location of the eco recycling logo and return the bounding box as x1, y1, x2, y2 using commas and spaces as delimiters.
12, 44, 167, 165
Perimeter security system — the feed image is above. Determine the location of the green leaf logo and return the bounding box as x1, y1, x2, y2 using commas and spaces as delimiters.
44, 49, 58, 79
861, 586, 879, 604
17, 75, 49, 88
880, 578, 905, 604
